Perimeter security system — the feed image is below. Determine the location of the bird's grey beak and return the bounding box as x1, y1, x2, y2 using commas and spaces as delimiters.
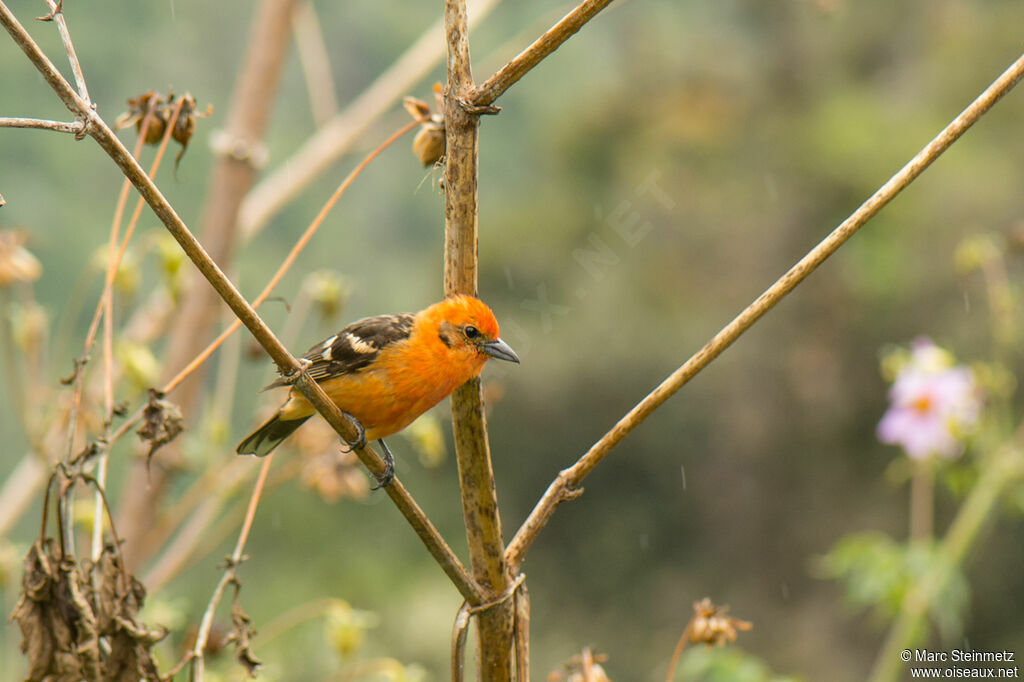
482, 337, 520, 364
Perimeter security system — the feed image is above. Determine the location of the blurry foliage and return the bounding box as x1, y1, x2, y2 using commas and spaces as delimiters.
815, 532, 969, 641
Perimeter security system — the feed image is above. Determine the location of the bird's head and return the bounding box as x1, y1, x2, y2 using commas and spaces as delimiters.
422, 294, 520, 367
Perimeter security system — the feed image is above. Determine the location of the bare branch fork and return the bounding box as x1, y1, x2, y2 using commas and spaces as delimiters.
0, 0, 483, 605
505, 49, 1024, 571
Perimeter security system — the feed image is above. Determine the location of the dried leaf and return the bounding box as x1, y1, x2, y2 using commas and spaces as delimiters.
230, 598, 263, 676
136, 388, 185, 465
12, 542, 59, 680
168, 92, 212, 173
13, 541, 167, 681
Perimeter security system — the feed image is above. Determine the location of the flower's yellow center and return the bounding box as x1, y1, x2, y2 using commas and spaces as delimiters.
912, 395, 933, 414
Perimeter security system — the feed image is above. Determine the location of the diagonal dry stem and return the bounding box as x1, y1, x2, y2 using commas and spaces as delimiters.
0, 0, 483, 605
470, 0, 614, 108
505, 49, 1024, 572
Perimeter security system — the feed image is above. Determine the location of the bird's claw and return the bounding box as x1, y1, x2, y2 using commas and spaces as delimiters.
337, 411, 366, 452
370, 439, 396, 490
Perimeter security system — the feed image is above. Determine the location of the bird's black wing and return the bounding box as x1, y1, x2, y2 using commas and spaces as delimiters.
264, 313, 415, 389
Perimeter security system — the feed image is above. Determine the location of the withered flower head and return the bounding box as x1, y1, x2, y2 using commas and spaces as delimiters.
687, 598, 752, 647
404, 82, 446, 167
136, 388, 185, 466
167, 91, 212, 171
114, 90, 168, 145
114, 89, 212, 171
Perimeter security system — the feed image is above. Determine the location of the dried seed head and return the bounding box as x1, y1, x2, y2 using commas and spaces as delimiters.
404, 83, 446, 167
687, 598, 752, 647
115, 90, 168, 144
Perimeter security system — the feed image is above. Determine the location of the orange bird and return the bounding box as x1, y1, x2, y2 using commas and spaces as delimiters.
237, 295, 519, 486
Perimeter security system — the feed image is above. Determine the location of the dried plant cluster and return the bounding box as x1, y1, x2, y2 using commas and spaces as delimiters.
1, 0, 1023, 681
13, 540, 164, 681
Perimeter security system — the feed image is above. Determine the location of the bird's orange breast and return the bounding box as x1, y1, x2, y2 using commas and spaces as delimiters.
278, 331, 487, 441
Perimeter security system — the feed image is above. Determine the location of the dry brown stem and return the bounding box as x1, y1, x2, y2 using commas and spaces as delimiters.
40, 0, 89, 103
0, 116, 85, 134
471, 0, 614, 108
505, 49, 1024, 572
443, 0, 515, 678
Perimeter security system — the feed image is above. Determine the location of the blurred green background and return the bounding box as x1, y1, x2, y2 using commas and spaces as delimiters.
2, 0, 1024, 680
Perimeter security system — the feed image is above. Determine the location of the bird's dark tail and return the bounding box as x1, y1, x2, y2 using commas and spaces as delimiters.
236, 414, 310, 456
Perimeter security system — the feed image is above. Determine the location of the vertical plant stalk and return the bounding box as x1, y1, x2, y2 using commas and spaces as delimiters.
443, 1, 514, 679
117, 0, 300, 570
291, 1, 338, 127
868, 435, 1024, 682
909, 461, 934, 541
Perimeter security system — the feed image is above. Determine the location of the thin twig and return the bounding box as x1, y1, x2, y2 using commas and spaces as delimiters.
0, 0, 483, 604
238, 0, 503, 238
0, 116, 85, 134
191, 454, 272, 681
470, 0, 613, 108
505, 49, 1024, 572
40, 0, 90, 104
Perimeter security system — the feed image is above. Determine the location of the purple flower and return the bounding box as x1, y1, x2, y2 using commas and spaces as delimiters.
877, 338, 981, 460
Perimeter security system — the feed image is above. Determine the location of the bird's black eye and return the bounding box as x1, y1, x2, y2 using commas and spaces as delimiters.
464, 325, 480, 339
